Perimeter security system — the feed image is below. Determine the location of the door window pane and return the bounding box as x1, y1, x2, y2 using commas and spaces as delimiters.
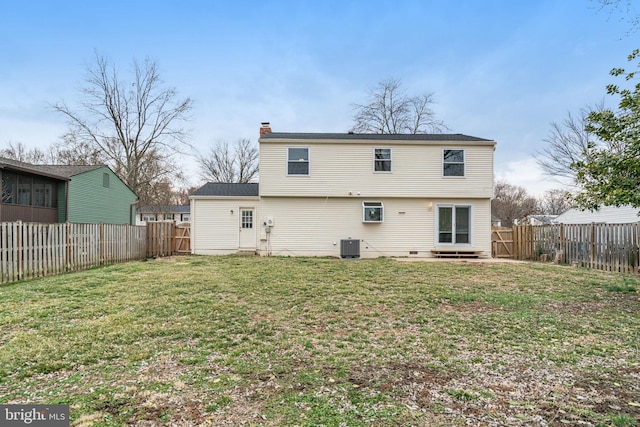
455, 207, 470, 243
438, 207, 453, 243
242, 210, 253, 229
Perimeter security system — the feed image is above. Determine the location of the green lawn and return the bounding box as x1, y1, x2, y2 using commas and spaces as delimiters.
0, 256, 639, 426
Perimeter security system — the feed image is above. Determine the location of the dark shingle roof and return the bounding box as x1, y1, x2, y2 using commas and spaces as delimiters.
35, 164, 104, 178
191, 183, 259, 197
260, 132, 493, 142
0, 157, 107, 179
0, 157, 69, 180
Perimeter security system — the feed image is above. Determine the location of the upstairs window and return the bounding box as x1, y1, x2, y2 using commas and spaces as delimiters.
443, 149, 465, 177
363, 201, 384, 223
287, 147, 309, 175
374, 148, 392, 172
103, 172, 110, 188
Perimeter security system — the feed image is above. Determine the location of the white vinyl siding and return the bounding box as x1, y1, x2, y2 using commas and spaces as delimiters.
254, 197, 491, 258
260, 141, 493, 198
191, 197, 259, 254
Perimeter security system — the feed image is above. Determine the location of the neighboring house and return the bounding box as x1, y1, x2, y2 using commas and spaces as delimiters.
190, 124, 496, 258
0, 157, 138, 224
136, 205, 191, 225
1, 157, 68, 223
555, 205, 640, 224
518, 214, 558, 226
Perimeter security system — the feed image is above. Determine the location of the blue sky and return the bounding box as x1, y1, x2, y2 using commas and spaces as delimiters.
1, 0, 637, 194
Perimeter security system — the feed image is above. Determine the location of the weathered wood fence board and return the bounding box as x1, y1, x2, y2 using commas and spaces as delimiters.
0, 222, 146, 285
509, 223, 640, 273
146, 221, 176, 257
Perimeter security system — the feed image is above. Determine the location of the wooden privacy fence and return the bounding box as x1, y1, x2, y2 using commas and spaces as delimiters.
146, 221, 191, 257
510, 223, 640, 273
0, 222, 146, 284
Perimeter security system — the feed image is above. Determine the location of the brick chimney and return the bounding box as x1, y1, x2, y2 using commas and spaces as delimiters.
260, 122, 272, 138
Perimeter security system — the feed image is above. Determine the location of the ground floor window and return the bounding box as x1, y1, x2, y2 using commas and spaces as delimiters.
363, 201, 383, 222
438, 205, 470, 244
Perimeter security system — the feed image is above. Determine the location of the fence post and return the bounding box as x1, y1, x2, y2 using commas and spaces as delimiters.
16, 221, 23, 280
558, 224, 564, 263
100, 223, 105, 265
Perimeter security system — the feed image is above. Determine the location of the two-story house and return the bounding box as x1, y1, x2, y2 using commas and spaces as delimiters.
190, 123, 496, 258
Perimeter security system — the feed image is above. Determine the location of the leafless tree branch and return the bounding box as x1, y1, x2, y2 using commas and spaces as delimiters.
198, 139, 259, 184
351, 78, 448, 134
51, 53, 193, 205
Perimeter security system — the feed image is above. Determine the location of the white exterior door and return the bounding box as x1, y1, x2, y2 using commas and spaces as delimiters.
239, 208, 256, 249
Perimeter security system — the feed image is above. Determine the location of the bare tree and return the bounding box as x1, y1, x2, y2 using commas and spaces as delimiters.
173, 186, 199, 206
534, 102, 623, 185
198, 139, 258, 183
0, 142, 49, 163
594, 0, 640, 34
52, 54, 192, 205
49, 132, 107, 165
491, 180, 539, 227
537, 189, 574, 215
351, 78, 447, 134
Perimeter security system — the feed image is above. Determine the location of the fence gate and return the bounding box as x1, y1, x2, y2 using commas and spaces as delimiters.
491, 227, 513, 258
146, 222, 191, 257
175, 223, 191, 255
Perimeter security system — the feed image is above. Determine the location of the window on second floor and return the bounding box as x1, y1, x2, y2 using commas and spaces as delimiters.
103, 172, 110, 188
443, 149, 465, 177
373, 148, 392, 172
287, 147, 309, 175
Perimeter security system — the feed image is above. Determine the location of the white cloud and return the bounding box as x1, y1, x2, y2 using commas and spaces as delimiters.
496, 157, 565, 196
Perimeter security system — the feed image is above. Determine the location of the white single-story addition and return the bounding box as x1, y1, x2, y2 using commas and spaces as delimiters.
190, 124, 497, 258
555, 205, 640, 224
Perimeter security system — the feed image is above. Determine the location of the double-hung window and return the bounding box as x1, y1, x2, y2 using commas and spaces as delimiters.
438, 205, 470, 244
287, 147, 309, 175
363, 201, 384, 223
373, 148, 392, 172
443, 149, 465, 177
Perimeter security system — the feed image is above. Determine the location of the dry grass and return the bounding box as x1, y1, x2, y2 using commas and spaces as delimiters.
0, 255, 638, 426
